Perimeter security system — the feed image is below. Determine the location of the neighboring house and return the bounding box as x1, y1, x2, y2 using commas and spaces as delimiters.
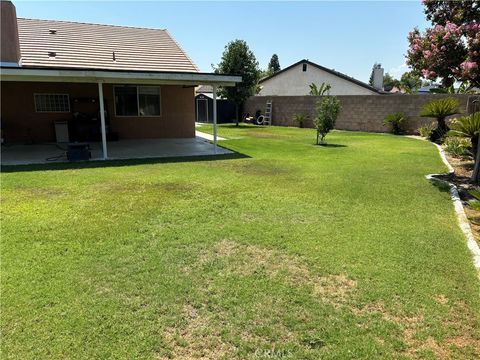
195, 85, 236, 123
0, 1, 240, 160
258, 59, 382, 96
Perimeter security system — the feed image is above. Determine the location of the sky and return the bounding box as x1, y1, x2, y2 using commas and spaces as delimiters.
13, 1, 430, 83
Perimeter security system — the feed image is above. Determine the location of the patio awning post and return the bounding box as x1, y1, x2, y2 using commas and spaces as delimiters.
97, 82, 108, 160
212, 84, 217, 154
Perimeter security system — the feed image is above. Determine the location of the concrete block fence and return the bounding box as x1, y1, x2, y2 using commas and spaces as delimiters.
244, 94, 479, 134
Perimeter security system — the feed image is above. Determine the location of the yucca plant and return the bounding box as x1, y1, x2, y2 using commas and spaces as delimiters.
420, 97, 460, 142
292, 113, 309, 128
448, 112, 480, 158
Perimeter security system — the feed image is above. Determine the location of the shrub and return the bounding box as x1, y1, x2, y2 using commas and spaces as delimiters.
448, 112, 480, 159
292, 113, 309, 128
313, 96, 341, 145
383, 113, 407, 135
420, 97, 460, 142
443, 137, 472, 158
418, 122, 436, 138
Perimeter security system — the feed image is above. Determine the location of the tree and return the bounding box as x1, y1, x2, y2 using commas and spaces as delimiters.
313, 96, 341, 145
309, 82, 331, 96
406, 0, 480, 88
215, 40, 261, 126
420, 97, 460, 142
400, 71, 422, 93
383, 73, 401, 91
267, 54, 281, 75
369, 63, 382, 86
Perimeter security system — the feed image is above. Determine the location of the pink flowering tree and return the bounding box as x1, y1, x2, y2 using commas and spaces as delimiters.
406, 0, 480, 89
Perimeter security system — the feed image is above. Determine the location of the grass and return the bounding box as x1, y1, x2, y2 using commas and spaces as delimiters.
2, 124, 480, 359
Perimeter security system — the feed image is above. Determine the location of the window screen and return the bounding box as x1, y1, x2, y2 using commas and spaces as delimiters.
115, 86, 138, 116
138, 86, 161, 116
34, 94, 70, 112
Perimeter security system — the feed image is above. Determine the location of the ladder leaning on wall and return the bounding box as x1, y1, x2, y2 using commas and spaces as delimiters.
263, 100, 272, 125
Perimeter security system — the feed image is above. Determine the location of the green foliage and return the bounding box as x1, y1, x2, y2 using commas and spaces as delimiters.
430, 81, 477, 94
418, 122, 436, 138
313, 96, 341, 144
292, 113, 309, 128
383, 73, 401, 91
448, 112, 480, 172
309, 82, 331, 96
468, 189, 480, 211
420, 97, 460, 141
400, 72, 422, 93
267, 54, 281, 74
383, 113, 407, 135
215, 39, 260, 107
443, 137, 472, 158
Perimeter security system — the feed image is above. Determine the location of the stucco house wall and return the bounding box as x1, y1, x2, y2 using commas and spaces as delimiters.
258, 62, 377, 96
0, 81, 195, 143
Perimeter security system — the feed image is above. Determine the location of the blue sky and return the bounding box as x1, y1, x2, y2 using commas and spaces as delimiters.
14, 1, 429, 83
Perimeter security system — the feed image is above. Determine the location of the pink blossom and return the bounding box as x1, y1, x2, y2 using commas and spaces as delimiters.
441, 45, 446, 51
460, 61, 478, 71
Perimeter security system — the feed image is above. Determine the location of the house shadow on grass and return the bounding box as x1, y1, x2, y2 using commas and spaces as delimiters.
1, 151, 250, 173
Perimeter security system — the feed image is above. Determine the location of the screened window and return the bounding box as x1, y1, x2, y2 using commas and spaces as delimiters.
114, 86, 161, 116
34, 94, 70, 112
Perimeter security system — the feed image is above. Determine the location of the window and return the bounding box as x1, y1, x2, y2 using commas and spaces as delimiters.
34, 94, 70, 112
302, 63, 307, 72
114, 86, 161, 116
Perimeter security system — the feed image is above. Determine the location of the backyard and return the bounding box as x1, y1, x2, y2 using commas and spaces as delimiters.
1, 124, 479, 359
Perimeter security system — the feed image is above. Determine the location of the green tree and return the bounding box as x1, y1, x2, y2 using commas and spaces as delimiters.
313, 97, 341, 145
215, 40, 260, 126
309, 82, 331, 96
383, 73, 401, 91
400, 71, 422, 93
267, 54, 281, 75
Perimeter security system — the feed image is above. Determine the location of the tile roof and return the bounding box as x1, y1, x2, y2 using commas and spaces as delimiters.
16, 18, 199, 72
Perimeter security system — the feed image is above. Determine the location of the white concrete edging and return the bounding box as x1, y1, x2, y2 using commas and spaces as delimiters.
420, 139, 480, 275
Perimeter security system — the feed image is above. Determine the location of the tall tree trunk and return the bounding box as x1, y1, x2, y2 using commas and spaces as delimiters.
471, 136, 480, 184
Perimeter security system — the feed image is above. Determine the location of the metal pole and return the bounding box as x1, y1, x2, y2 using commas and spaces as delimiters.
212, 84, 217, 154
98, 82, 108, 160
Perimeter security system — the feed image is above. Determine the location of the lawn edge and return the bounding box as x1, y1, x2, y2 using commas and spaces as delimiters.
418, 137, 480, 276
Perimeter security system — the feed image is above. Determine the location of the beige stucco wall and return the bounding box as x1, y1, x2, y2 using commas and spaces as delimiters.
258, 63, 377, 96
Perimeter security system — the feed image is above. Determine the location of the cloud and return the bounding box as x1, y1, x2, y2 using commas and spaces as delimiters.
388, 63, 409, 78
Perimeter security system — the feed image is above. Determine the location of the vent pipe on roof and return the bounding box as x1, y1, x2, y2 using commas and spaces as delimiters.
1, 1, 21, 66
112, 51, 116, 62
49, 29, 57, 34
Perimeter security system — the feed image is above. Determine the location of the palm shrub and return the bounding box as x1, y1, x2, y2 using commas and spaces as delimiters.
383, 113, 407, 135
309, 82, 331, 96
420, 97, 460, 142
292, 113, 309, 128
313, 96, 341, 145
448, 112, 480, 158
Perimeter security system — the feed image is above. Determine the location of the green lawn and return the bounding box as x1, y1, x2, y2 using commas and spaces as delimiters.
1, 124, 479, 359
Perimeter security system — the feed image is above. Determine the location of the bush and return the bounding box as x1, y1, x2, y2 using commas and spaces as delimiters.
383, 113, 407, 135
418, 122, 436, 138
313, 96, 341, 145
443, 137, 472, 158
420, 97, 460, 142
292, 113, 309, 128
448, 112, 480, 159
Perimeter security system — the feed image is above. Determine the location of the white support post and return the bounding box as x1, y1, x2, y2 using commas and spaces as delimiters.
212, 84, 217, 154
98, 82, 108, 160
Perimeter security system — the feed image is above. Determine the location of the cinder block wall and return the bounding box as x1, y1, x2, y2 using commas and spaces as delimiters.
245, 94, 478, 134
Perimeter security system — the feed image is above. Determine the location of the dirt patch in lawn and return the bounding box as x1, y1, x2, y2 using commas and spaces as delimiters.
194, 240, 357, 307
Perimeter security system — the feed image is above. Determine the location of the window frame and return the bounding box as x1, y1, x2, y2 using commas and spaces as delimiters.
113, 85, 162, 117
34, 93, 71, 113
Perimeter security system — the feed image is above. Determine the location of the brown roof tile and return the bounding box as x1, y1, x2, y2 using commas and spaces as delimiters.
17, 18, 199, 72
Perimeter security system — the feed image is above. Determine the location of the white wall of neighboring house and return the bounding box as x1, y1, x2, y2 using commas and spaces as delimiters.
258, 62, 377, 96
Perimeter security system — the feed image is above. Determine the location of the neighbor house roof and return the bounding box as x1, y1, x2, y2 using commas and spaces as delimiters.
259, 59, 380, 93
16, 18, 199, 72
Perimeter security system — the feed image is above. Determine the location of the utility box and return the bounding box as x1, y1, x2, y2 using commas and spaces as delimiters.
67, 142, 91, 161
54, 120, 69, 143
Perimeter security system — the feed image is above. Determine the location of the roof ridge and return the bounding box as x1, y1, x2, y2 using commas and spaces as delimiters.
17, 17, 167, 31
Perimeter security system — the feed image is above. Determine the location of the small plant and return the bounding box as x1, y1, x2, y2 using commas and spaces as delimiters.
418, 122, 436, 138
383, 113, 406, 135
420, 97, 460, 142
443, 137, 472, 158
468, 190, 480, 211
313, 96, 341, 145
292, 113, 309, 128
448, 112, 480, 159
309, 82, 331, 96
